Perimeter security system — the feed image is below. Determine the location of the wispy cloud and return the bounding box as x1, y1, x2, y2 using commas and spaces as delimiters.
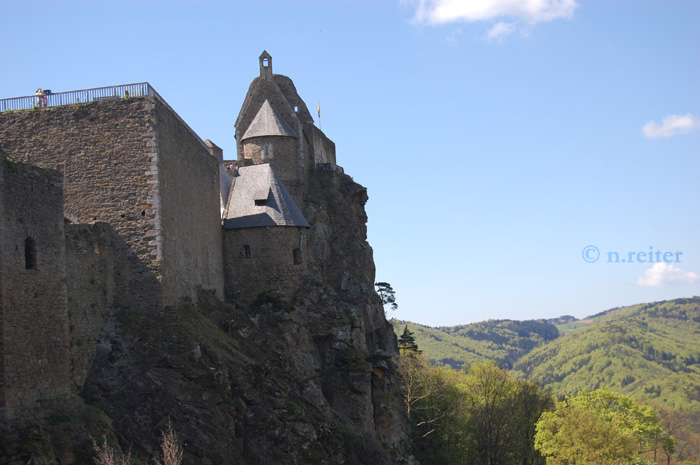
404, 0, 579, 33
486, 21, 517, 42
642, 114, 700, 139
637, 263, 700, 288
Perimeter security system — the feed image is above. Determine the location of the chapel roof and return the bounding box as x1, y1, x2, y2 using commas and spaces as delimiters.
223, 164, 309, 229
240, 99, 297, 141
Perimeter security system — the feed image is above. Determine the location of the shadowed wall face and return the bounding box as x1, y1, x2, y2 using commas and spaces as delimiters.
0, 163, 71, 418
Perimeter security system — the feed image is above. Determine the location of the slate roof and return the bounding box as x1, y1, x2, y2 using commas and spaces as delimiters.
240, 100, 297, 141
223, 164, 310, 229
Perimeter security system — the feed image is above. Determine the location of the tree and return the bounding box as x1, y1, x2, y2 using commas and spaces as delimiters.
396, 353, 466, 464
535, 388, 665, 465
398, 325, 421, 354
375, 282, 398, 314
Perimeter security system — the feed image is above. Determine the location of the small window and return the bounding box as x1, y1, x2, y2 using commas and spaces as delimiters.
293, 248, 302, 265
243, 245, 251, 259
262, 57, 269, 67
56, 163, 66, 189
25, 237, 37, 269
255, 199, 266, 206
294, 105, 299, 113
263, 145, 271, 159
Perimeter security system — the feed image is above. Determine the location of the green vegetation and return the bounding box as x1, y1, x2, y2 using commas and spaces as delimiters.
395, 297, 700, 462
397, 354, 554, 465
535, 388, 671, 465
398, 325, 421, 354
375, 281, 398, 314
392, 318, 560, 370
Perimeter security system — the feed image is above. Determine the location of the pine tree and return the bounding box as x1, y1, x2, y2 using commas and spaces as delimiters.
399, 325, 421, 354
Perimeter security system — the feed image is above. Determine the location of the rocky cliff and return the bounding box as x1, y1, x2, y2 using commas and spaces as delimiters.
0, 168, 411, 464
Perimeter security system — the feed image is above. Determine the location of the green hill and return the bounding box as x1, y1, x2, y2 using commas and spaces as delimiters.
512, 297, 700, 413
392, 318, 559, 370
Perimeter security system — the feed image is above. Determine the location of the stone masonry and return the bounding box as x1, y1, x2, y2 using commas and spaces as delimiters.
0, 161, 71, 419
0, 97, 224, 310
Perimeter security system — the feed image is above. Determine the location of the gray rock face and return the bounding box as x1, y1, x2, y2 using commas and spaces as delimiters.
77, 168, 411, 464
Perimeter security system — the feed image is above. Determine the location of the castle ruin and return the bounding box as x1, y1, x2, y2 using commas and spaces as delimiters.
0, 51, 347, 420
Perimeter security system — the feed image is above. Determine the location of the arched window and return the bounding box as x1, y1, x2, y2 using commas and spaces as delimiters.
25, 237, 37, 269
262, 57, 269, 67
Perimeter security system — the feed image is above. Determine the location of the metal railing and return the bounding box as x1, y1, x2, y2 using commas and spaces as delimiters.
0, 83, 154, 112
1, 82, 209, 150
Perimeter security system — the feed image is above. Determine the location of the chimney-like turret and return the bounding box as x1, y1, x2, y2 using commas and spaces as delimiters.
259, 51, 273, 81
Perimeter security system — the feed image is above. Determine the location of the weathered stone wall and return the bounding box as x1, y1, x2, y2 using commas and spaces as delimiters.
305, 125, 336, 166
223, 226, 307, 301
0, 97, 224, 309
64, 223, 116, 391
0, 161, 71, 419
0, 99, 163, 312
152, 99, 224, 305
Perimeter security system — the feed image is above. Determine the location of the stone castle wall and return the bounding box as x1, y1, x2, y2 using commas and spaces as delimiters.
0, 97, 223, 309
0, 161, 71, 418
153, 100, 224, 304
64, 223, 117, 391
306, 125, 336, 166
223, 226, 307, 301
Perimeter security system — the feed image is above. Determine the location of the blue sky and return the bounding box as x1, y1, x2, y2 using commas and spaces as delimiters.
2, 0, 698, 326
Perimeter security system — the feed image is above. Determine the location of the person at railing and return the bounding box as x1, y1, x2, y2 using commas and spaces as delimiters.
35, 88, 47, 108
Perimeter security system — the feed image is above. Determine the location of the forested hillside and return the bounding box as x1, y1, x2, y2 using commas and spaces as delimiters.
513, 297, 700, 411
396, 297, 700, 462
392, 319, 559, 370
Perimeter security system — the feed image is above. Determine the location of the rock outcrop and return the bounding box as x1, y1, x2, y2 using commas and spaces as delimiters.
0, 167, 410, 465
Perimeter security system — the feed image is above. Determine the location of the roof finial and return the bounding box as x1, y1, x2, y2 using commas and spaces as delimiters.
259, 51, 273, 81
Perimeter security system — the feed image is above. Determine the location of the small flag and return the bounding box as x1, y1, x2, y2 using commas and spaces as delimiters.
318, 103, 321, 118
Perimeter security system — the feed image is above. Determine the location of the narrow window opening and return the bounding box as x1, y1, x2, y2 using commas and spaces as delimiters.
293, 248, 302, 265
255, 199, 266, 206
294, 105, 299, 113
262, 57, 269, 67
263, 145, 271, 159
25, 237, 37, 269
56, 163, 66, 189
243, 245, 251, 259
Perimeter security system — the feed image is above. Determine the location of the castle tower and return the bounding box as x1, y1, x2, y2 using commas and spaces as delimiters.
222, 163, 310, 301
234, 51, 337, 206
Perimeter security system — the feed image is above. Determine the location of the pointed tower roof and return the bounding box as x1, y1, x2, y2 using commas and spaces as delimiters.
240, 100, 297, 141
223, 164, 309, 229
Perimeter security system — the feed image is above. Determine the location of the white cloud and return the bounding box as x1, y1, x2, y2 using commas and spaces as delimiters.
636, 263, 700, 288
406, 0, 579, 25
642, 114, 700, 139
486, 21, 517, 41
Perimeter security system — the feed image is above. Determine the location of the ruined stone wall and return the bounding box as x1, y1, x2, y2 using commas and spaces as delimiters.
0, 97, 224, 309
64, 223, 116, 391
0, 99, 163, 312
223, 227, 307, 301
305, 125, 336, 166
152, 99, 224, 305
0, 161, 71, 419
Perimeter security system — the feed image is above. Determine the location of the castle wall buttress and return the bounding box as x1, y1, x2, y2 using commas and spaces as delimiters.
0, 162, 71, 419
153, 99, 224, 305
